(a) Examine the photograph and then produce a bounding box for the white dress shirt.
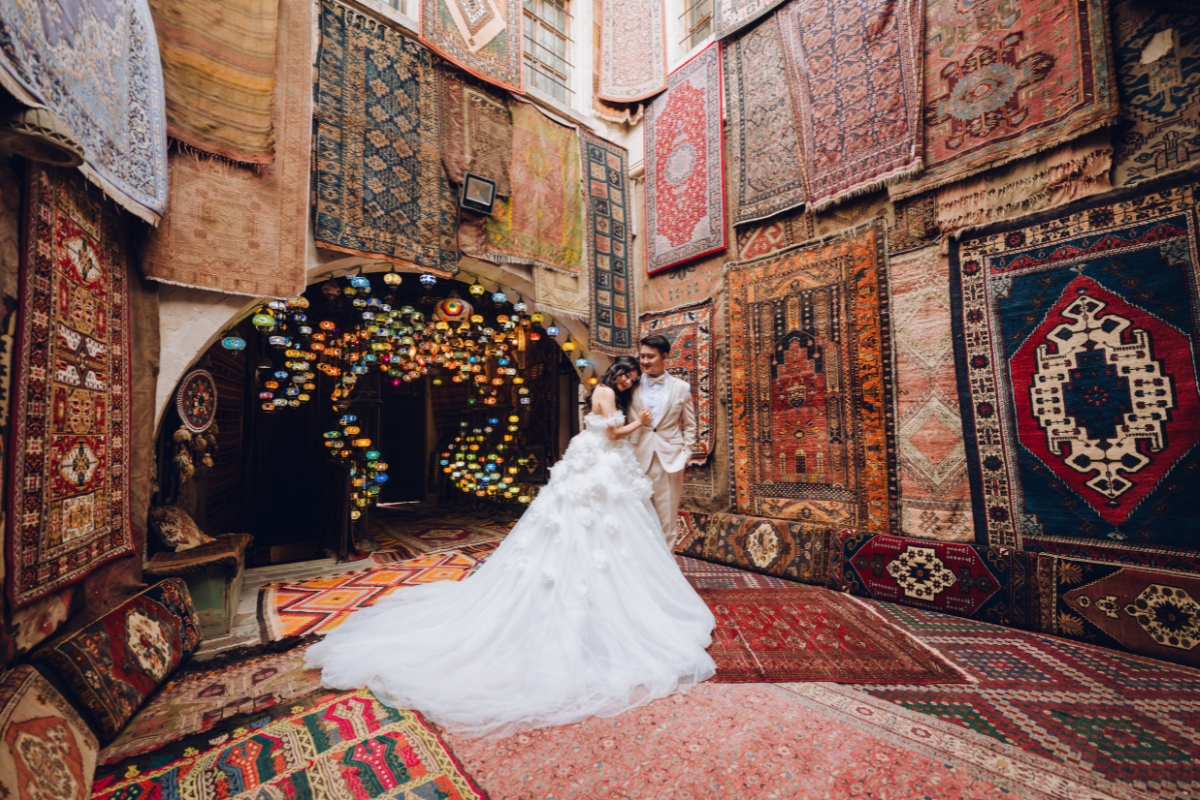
[641,372,669,427]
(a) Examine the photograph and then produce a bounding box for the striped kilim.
[675,555,797,590]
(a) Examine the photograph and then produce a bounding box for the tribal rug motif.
[258,553,479,640]
[368,507,511,560]
[0,0,167,222]
[674,510,710,557]
[147,0,277,164]
[1111,0,1200,187]
[889,193,941,254]
[779,0,923,210]
[372,539,499,565]
[950,176,1200,551]
[727,222,896,529]
[888,245,974,542]
[713,0,790,40]
[438,66,513,195]
[99,641,321,765]
[639,299,716,460]
[444,681,1144,799]
[421,0,522,93]
[863,601,1200,799]
[675,554,796,589]
[704,512,832,586]
[141,0,311,298]
[597,0,666,102]
[460,101,583,275]
[644,43,726,274]
[832,531,1018,627]
[891,0,1118,200]
[91,689,487,800]
[314,0,458,274]
[1034,554,1200,670]
[0,665,98,800]
[723,15,807,226]
[581,130,636,354]
[8,165,135,608]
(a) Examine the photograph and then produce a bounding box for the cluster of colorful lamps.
[440,417,532,503]
[321,414,389,519]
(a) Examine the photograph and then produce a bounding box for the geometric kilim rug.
[675,554,798,589]
[950,175,1200,553]
[727,221,896,529]
[862,601,1200,800]
[258,553,478,641]
[368,506,513,561]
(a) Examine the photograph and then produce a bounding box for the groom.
[630,334,697,545]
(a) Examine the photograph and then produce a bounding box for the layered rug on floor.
[676,554,797,589]
[701,587,968,684]
[258,552,480,641]
[92,688,486,800]
[368,506,515,560]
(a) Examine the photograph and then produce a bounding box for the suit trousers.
[646,453,685,545]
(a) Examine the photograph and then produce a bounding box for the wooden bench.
[144,534,253,638]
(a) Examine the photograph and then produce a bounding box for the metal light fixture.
[460,172,497,214]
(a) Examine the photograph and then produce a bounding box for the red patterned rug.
[701,587,967,684]
[368,506,513,561]
[675,555,796,590]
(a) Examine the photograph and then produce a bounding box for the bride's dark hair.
[585,355,641,414]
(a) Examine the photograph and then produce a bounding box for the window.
[679,0,711,50]
[524,0,573,104]
[384,0,408,15]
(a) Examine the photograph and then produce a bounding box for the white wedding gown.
[304,411,716,738]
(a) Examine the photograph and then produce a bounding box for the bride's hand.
[637,407,653,427]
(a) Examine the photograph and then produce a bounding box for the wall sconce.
[460,172,497,215]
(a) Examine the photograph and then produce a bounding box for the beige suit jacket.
[629,373,697,474]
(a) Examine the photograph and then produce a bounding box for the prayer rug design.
[91,689,487,800]
[889,194,940,254]
[0,0,167,222]
[727,222,896,529]
[1112,0,1200,187]
[421,0,522,94]
[706,587,967,683]
[147,0,277,164]
[258,554,479,640]
[724,15,807,226]
[888,246,974,543]
[779,0,923,210]
[950,177,1200,551]
[0,665,98,800]
[99,642,321,765]
[9,165,135,608]
[597,0,666,102]
[713,0,790,41]
[704,512,832,586]
[832,531,1018,627]
[644,43,726,274]
[864,601,1200,799]
[438,66,513,195]
[892,0,1118,200]
[581,130,636,354]
[31,580,203,743]
[139,0,311,299]
[1035,554,1200,670]
[460,102,583,275]
[446,681,1147,800]
[314,1,458,273]
[638,299,716,461]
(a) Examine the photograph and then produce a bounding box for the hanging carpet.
[421,0,523,94]
[638,299,716,463]
[597,0,666,102]
[581,129,636,354]
[438,65,513,195]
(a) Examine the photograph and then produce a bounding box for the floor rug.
[581,129,636,355]
[950,175,1200,552]
[862,601,1200,800]
[891,0,1118,200]
[372,539,500,566]
[723,14,807,226]
[368,507,513,560]
[421,0,522,94]
[639,299,716,461]
[92,688,486,800]
[700,587,967,684]
[443,681,1144,799]
[314,0,458,274]
[0,0,167,222]
[99,640,322,765]
[675,554,797,589]
[713,0,789,41]
[597,0,666,102]
[437,65,513,195]
[140,0,311,299]
[778,0,923,210]
[258,553,479,641]
[8,165,135,608]
[644,43,726,274]
[727,221,895,529]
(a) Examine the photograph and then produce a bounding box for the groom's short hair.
[640,333,671,356]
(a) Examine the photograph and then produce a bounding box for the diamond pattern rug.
[368,506,513,561]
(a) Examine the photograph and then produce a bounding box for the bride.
[305,355,716,738]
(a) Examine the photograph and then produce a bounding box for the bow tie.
[645,375,667,386]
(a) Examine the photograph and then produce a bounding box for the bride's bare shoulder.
[592,384,615,400]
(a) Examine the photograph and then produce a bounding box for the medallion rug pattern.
[778,0,923,210]
[638,299,716,461]
[950,176,1200,552]
[9,165,134,608]
[437,66,513,195]
[892,0,1117,200]
[421,0,523,93]
[0,665,98,800]
[644,43,726,274]
[727,222,896,530]
[314,0,458,273]
[597,0,666,102]
[703,512,832,586]
[581,130,636,354]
